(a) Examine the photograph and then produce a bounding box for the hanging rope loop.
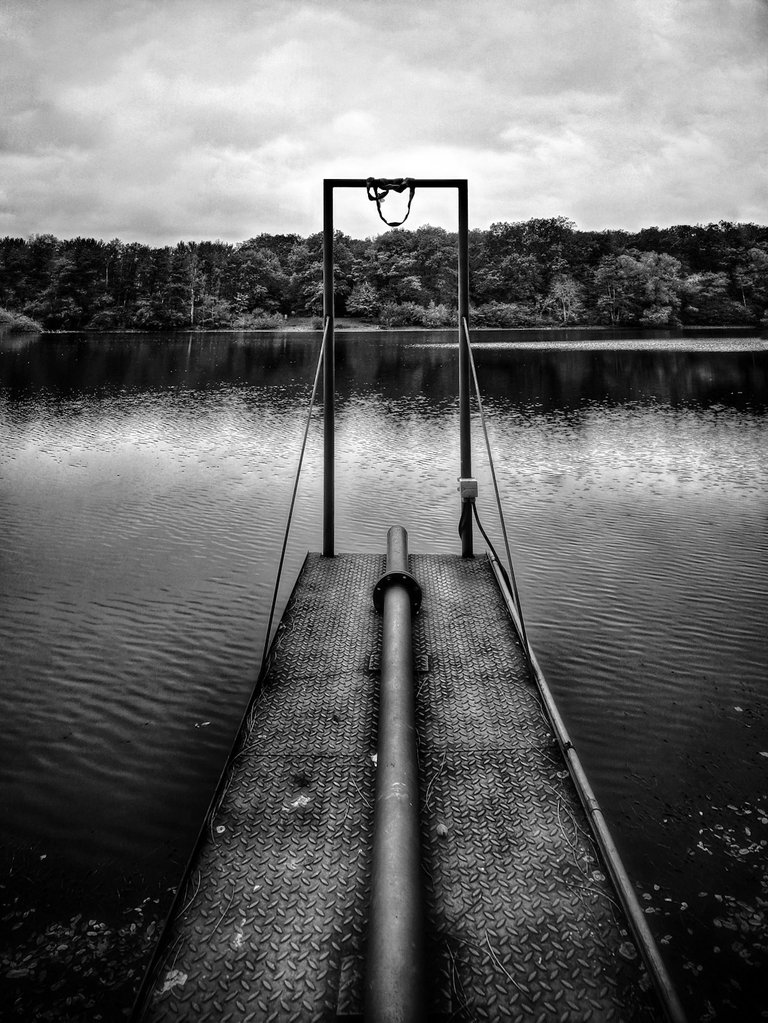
[366,177,416,227]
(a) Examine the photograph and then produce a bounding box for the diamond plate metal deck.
[135,553,662,1022]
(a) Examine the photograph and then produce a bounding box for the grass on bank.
[0,307,43,333]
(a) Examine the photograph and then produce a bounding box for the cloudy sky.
[1,0,766,244]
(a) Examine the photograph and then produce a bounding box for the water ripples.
[1,331,767,1018]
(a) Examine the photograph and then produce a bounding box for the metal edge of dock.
[128,553,315,1022]
[487,551,687,1023]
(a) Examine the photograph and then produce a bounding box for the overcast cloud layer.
[1,0,766,243]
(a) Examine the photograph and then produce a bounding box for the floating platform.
[134,551,676,1021]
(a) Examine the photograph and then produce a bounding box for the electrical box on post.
[458,477,478,501]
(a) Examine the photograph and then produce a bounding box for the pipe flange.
[372,570,422,615]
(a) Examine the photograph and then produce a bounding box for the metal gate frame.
[321,179,472,558]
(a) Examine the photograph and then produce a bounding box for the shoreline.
[12,322,766,337]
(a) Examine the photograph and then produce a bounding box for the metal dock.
[133,179,683,1020]
[133,547,679,1021]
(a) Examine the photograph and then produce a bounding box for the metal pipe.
[322,180,335,557]
[366,526,425,1023]
[458,181,473,557]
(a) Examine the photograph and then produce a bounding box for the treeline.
[1,217,766,332]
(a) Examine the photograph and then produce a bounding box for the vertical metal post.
[458,181,473,557]
[366,526,425,1023]
[322,180,335,557]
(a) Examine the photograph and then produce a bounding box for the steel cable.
[259,317,329,677]
[462,317,532,664]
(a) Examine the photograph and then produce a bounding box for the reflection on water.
[1,329,767,1019]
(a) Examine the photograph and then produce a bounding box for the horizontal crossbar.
[324,178,467,189]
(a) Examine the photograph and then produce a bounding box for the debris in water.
[1,896,169,1020]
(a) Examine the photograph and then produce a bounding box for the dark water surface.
[1,328,767,1020]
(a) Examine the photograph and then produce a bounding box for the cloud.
[0,0,765,243]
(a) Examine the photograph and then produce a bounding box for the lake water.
[1,327,767,1020]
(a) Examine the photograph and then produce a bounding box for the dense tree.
[732,247,768,317]
[593,256,634,325]
[682,272,747,325]
[234,244,288,313]
[1,218,766,331]
[346,281,379,318]
[619,251,686,326]
[548,274,584,324]
[286,240,323,316]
